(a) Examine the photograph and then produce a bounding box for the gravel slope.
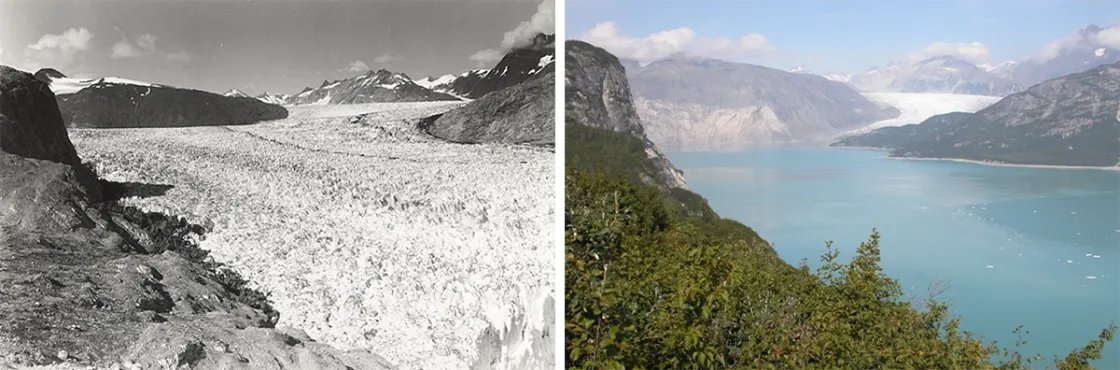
[68,102,554,370]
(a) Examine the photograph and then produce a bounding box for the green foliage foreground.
[564,169,1116,370]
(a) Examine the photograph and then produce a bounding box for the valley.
[70,102,556,370]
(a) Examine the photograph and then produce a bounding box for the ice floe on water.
[986,265,995,269]
[1086,276,1098,280]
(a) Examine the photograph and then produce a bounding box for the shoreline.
[884,155,1120,171]
[824,146,1119,171]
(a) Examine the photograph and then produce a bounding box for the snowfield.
[846,92,1001,134]
[69,102,554,370]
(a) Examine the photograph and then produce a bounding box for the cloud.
[23,28,94,70]
[1094,25,1120,49]
[1032,25,1120,62]
[111,34,158,59]
[906,41,990,64]
[111,39,142,59]
[347,60,369,72]
[468,0,553,66]
[166,51,191,62]
[136,34,158,52]
[110,33,190,63]
[579,22,779,64]
[469,49,503,66]
[372,53,398,65]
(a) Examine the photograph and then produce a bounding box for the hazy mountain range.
[833,25,1118,97]
[620,55,900,151]
[834,61,1120,167]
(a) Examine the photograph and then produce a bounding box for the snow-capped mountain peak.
[788,66,812,74]
[223,88,250,98]
[285,68,459,105]
[50,76,159,95]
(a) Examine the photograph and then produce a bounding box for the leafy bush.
[565,164,1115,369]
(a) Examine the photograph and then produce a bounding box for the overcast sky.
[0,0,552,95]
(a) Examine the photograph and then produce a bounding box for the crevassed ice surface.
[70,102,554,370]
[670,147,1120,369]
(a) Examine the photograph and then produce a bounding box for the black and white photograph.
[0,0,556,369]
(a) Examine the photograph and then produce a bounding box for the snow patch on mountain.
[844,92,1000,134]
[50,76,159,95]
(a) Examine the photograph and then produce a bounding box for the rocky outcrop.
[565,40,689,190]
[0,66,81,166]
[839,62,1120,167]
[287,69,460,105]
[0,64,395,369]
[625,56,900,151]
[423,68,554,145]
[421,33,560,145]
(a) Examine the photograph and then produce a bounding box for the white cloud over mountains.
[23,28,93,71]
[578,22,778,65]
[1096,26,1120,49]
[905,41,991,64]
[347,60,369,72]
[469,0,554,66]
[111,33,190,62]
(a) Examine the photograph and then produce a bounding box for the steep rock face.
[841,62,1120,167]
[849,56,1024,96]
[626,56,900,151]
[56,83,289,128]
[565,40,688,190]
[0,66,81,166]
[287,69,460,105]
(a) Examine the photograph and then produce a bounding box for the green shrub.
[564,167,1115,370]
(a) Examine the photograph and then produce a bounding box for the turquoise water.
[668,147,1120,368]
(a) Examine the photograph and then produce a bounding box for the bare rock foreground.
[69,102,555,369]
[1,66,394,369]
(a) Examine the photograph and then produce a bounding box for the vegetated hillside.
[563,69,1116,370]
[625,55,900,150]
[844,62,1120,167]
[421,31,560,145]
[0,65,393,369]
[286,69,460,105]
[832,112,974,149]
